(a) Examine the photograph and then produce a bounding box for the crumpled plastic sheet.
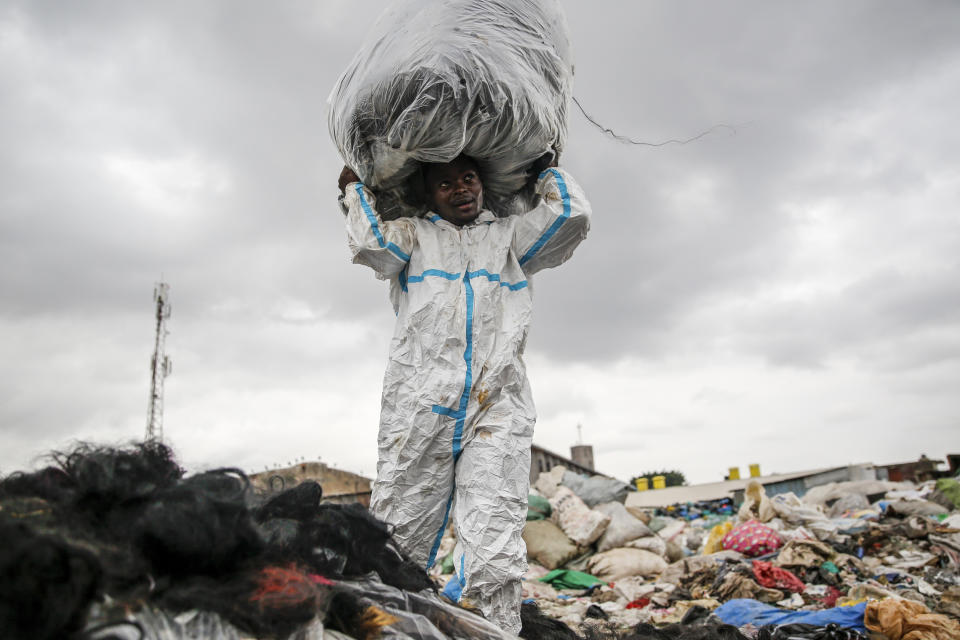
[83,577,514,640]
[334,576,516,640]
[594,501,652,552]
[713,598,868,632]
[83,606,326,640]
[561,471,633,507]
[625,533,668,557]
[549,486,610,546]
[328,0,574,220]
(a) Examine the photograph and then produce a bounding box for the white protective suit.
[342,167,590,633]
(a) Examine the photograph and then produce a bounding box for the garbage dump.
[427,466,960,639]
[0,442,514,640]
[328,0,574,220]
[5,445,959,639]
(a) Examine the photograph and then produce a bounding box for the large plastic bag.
[334,577,517,639]
[533,465,566,499]
[714,599,868,631]
[586,548,668,582]
[81,606,327,640]
[738,480,776,522]
[593,502,652,552]
[702,521,734,554]
[522,520,581,570]
[328,0,574,220]
[826,492,870,518]
[721,520,783,558]
[769,492,841,540]
[527,494,552,521]
[624,534,667,557]
[562,471,633,507]
[548,486,610,546]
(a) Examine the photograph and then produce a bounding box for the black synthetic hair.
[295,502,434,592]
[519,602,579,639]
[153,564,328,639]
[133,468,264,579]
[0,518,103,640]
[0,442,440,638]
[253,480,432,592]
[0,466,74,503]
[255,480,323,522]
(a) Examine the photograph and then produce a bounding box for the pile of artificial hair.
[2,441,801,640]
[0,441,430,639]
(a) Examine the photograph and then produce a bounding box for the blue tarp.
[441,576,462,603]
[713,599,868,631]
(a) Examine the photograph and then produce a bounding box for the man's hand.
[338,166,360,193]
[528,147,560,183]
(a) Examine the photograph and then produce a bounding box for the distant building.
[251,461,372,506]
[625,463,878,509]
[947,454,960,476]
[530,443,601,483]
[570,444,595,471]
[253,440,611,504]
[877,455,945,483]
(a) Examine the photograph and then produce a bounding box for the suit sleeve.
[342,182,416,278]
[511,168,591,276]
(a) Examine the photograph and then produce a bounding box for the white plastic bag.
[587,548,668,582]
[522,519,581,570]
[329,0,574,219]
[594,502,652,552]
[562,471,633,507]
[548,486,610,546]
[625,534,668,557]
[534,465,567,499]
[738,480,776,522]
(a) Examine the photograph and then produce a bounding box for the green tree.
[630,469,687,488]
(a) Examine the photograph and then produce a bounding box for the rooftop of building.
[624,465,849,509]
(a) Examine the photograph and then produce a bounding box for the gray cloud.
[1,0,958,480]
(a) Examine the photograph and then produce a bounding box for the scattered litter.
[6,442,958,638]
[513,465,960,638]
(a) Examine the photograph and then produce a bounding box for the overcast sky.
[1,1,958,486]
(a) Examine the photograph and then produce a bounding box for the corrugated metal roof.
[624,466,846,508]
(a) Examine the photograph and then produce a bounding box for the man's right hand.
[338,166,360,193]
[528,148,560,184]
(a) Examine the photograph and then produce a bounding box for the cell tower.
[146,282,172,442]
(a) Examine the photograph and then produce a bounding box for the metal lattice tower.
[146,282,172,443]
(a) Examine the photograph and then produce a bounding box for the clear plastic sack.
[83,606,326,640]
[333,576,517,640]
[328,0,574,219]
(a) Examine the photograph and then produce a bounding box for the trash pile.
[428,466,960,639]
[0,442,515,640]
[6,444,958,639]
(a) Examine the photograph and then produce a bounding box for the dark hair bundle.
[0,442,431,639]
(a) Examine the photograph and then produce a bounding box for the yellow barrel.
[652,475,666,490]
[635,477,649,491]
[749,463,761,478]
[728,467,741,480]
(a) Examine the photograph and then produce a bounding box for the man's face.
[424,157,484,226]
